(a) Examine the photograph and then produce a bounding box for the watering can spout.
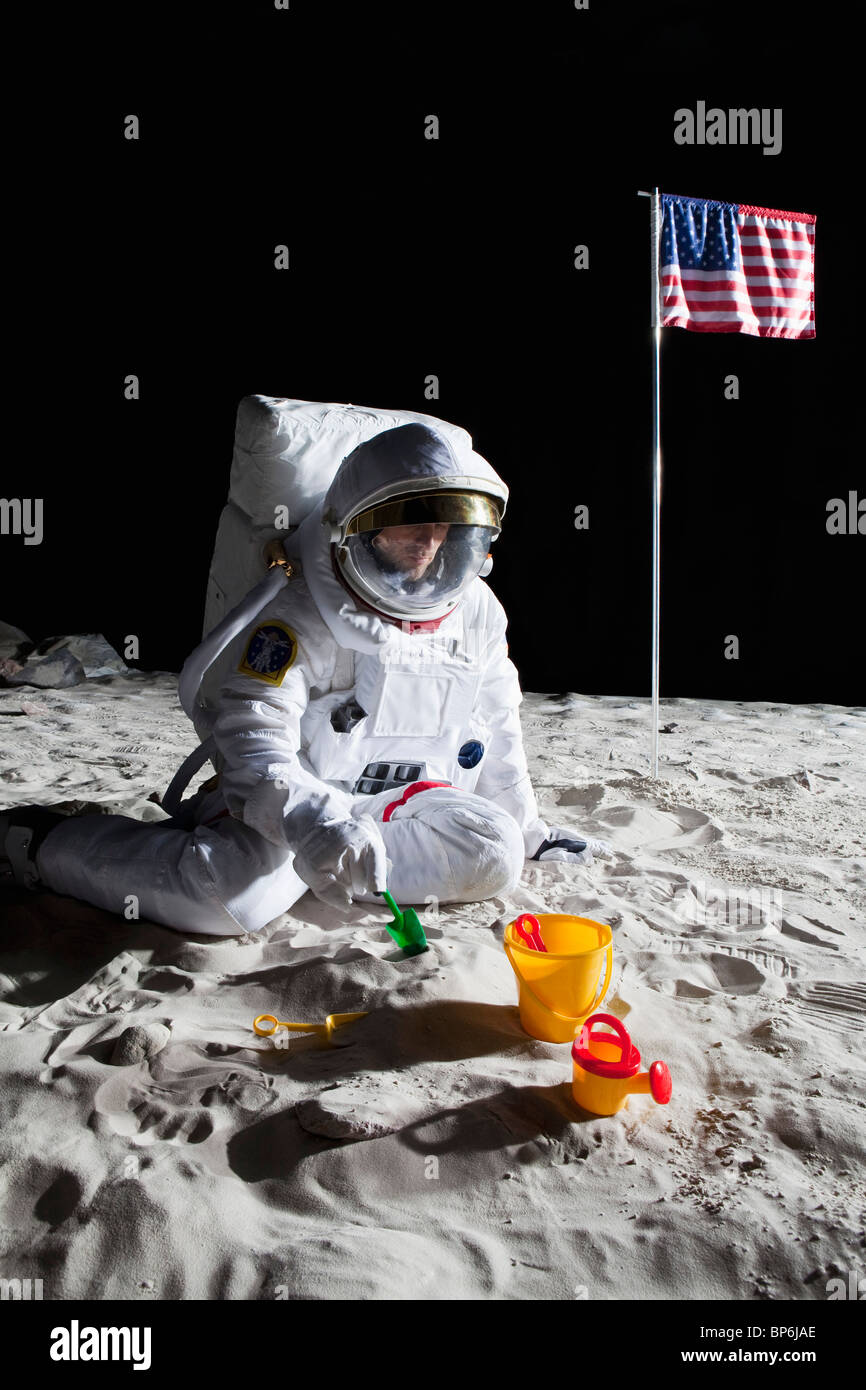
[626,1061,673,1104]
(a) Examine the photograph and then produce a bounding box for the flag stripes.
[660,194,816,339]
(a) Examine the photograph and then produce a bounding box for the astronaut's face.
[371,522,450,580]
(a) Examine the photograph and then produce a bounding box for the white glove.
[530,824,613,865]
[292,815,389,910]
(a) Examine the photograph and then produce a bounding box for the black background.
[4,2,860,703]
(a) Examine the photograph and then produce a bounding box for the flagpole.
[638,187,663,779]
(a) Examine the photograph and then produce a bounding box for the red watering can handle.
[578,1012,632,1061]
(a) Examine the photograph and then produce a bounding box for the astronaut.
[1,424,606,935]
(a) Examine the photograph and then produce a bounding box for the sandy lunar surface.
[1,674,864,1300]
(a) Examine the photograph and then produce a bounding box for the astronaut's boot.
[0,806,69,889]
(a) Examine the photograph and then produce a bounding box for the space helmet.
[324,424,507,623]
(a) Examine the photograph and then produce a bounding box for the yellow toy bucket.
[504,913,613,1043]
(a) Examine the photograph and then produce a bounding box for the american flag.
[660,193,816,339]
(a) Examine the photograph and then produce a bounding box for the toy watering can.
[504,913,613,1043]
[571,1013,672,1116]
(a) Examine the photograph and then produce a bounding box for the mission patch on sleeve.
[237,621,298,685]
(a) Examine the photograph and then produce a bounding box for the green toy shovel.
[377,890,429,956]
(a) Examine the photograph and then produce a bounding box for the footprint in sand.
[92,1059,274,1146]
[19,952,154,1032]
[127,1100,215,1144]
[784,980,866,1036]
[268,1225,491,1301]
[635,941,782,998]
[592,804,724,853]
[295,1079,430,1140]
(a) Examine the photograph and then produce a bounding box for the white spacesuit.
[4,422,602,935]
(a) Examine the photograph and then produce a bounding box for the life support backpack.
[163,395,482,814]
[203,396,479,637]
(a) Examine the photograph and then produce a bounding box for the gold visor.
[345,490,502,536]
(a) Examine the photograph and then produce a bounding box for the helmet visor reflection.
[338,523,497,615]
[345,490,501,536]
